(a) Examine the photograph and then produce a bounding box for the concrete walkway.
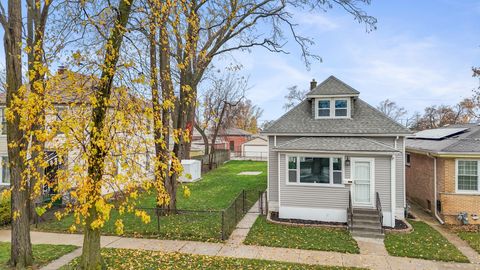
[410,204,480,265]
[1,229,479,270]
[226,201,259,245]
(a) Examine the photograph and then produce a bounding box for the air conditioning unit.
[179,159,202,182]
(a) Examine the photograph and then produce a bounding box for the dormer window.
[315,98,351,119]
[318,100,330,117]
[335,100,348,117]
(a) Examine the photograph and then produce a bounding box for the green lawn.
[458,231,480,254]
[244,216,359,254]
[384,220,469,262]
[0,242,77,269]
[60,248,365,270]
[35,161,267,242]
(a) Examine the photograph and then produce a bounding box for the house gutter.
[427,153,445,225]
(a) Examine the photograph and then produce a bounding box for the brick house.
[406,124,480,225]
[218,128,252,153]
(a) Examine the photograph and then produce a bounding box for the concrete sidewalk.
[1,230,478,270]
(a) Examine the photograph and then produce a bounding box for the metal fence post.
[258,191,262,214]
[234,197,237,222]
[156,208,160,234]
[221,210,225,241]
[242,190,246,213]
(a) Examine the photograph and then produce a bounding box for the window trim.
[455,159,480,194]
[405,153,411,166]
[0,155,9,185]
[285,154,345,187]
[0,107,6,136]
[315,98,351,119]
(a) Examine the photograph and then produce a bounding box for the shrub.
[0,192,11,225]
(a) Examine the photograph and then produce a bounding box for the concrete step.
[352,231,384,239]
[353,213,380,220]
[352,208,378,215]
[353,220,382,227]
[353,226,383,234]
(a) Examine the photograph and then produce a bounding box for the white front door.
[352,158,375,207]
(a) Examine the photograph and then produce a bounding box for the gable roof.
[219,128,252,136]
[262,98,411,135]
[406,124,480,154]
[274,137,398,153]
[243,137,267,146]
[306,76,360,97]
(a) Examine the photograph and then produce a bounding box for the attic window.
[335,100,348,117]
[318,100,330,117]
[316,98,350,119]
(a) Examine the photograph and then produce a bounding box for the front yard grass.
[35,160,267,242]
[243,216,359,254]
[60,248,365,270]
[458,231,480,254]
[0,242,77,269]
[384,220,469,263]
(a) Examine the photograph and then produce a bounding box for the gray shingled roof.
[262,98,411,135]
[262,76,410,135]
[407,124,480,154]
[307,76,360,96]
[274,137,398,152]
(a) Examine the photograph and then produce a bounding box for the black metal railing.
[376,192,384,233]
[258,191,268,216]
[347,190,353,231]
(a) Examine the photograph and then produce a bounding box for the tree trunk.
[80,1,133,268]
[157,4,176,211]
[3,0,34,267]
[194,122,209,156]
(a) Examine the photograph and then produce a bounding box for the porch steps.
[351,208,384,239]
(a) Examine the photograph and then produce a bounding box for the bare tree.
[377,99,407,123]
[196,72,247,169]
[283,85,308,111]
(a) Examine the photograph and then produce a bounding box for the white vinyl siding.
[456,160,479,193]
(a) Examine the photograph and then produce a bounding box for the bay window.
[457,160,479,192]
[287,155,343,185]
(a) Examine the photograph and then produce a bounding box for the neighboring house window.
[318,100,330,117]
[1,156,9,184]
[335,100,348,117]
[316,98,350,118]
[0,108,6,135]
[406,153,411,166]
[457,160,479,192]
[287,155,343,185]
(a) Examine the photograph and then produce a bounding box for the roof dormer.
[307,76,359,119]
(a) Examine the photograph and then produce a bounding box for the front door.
[352,158,375,208]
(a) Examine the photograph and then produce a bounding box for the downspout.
[391,154,396,227]
[430,154,445,224]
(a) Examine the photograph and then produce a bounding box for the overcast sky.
[222,0,480,124]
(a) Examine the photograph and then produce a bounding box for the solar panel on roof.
[414,128,468,140]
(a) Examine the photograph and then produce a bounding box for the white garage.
[241,137,268,160]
